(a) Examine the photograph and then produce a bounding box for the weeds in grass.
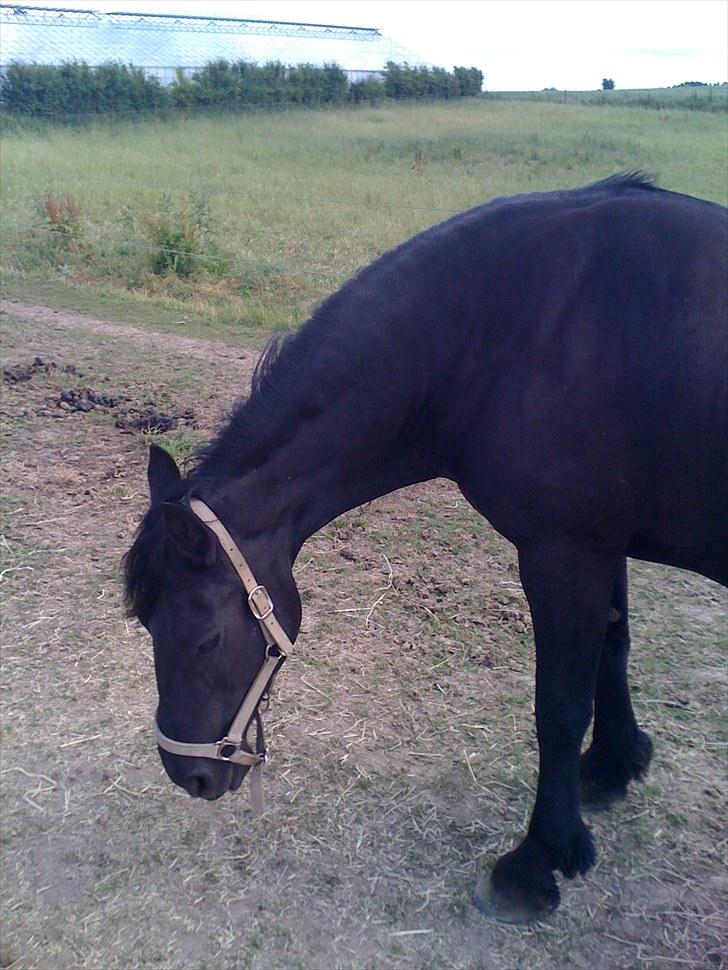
[138,193,223,277]
[29,191,88,268]
[412,146,426,175]
[44,192,83,243]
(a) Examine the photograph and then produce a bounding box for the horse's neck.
[201,317,445,558]
[288,429,438,549]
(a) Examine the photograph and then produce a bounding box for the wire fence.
[0,171,468,263]
[1,84,725,126]
[0,162,488,194]
[0,99,371,123]
[0,170,468,211]
[0,91,485,125]
[0,136,472,286]
[0,182,468,285]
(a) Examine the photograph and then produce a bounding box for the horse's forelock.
[123,510,164,624]
[123,474,188,623]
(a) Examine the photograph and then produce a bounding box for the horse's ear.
[148,444,181,505]
[160,502,217,567]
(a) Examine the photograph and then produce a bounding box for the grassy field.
[1,99,727,969]
[1,98,727,338]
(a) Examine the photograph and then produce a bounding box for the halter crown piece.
[153,497,296,815]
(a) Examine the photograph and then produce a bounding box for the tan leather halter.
[153,497,295,815]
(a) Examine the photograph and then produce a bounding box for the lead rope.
[249,710,266,816]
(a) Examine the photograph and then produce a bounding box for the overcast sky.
[12,0,728,90]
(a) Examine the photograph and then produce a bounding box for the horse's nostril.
[186,768,214,799]
[186,773,202,797]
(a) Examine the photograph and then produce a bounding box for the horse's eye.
[196,633,220,655]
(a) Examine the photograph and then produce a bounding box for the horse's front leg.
[474,542,620,922]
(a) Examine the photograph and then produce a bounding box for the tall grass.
[1,98,726,335]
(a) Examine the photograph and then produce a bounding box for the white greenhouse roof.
[0,5,428,81]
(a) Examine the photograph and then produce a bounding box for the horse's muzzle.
[158,747,246,800]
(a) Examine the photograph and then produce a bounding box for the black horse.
[125,174,727,921]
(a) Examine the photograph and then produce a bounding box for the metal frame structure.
[0,5,381,42]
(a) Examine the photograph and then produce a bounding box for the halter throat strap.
[153,497,296,815]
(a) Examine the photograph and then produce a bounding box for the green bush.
[180,59,352,107]
[454,67,485,97]
[350,77,386,105]
[185,59,238,108]
[1,63,69,116]
[237,61,288,105]
[92,62,167,113]
[382,62,483,101]
[287,63,348,104]
[0,59,483,119]
[1,61,168,118]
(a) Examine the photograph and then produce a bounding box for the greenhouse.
[0,4,427,83]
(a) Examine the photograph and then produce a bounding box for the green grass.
[489,85,728,112]
[1,98,726,338]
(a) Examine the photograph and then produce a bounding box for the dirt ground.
[1,299,726,970]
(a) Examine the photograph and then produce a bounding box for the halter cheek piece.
[153,497,296,816]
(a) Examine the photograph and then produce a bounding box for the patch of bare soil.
[0,299,251,365]
[1,301,726,970]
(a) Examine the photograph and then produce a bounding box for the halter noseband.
[153,497,295,815]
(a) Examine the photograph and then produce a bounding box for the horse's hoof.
[580,776,628,810]
[580,730,653,810]
[472,871,559,923]
[473,840,560,923]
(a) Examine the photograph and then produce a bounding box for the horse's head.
[124,445,301,801]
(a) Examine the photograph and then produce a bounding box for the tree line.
[0,60,484,117]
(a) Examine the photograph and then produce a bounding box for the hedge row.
[0,62,166,116]
[0,60,484,117]
[384,64,483,100]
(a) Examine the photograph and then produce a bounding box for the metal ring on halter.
[216,738,241,761]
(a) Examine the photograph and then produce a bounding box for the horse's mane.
[588,170,657,193]
[190,317,329,483]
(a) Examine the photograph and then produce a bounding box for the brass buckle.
[248,585,274,621]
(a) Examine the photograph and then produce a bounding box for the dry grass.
[1,303,726,970]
